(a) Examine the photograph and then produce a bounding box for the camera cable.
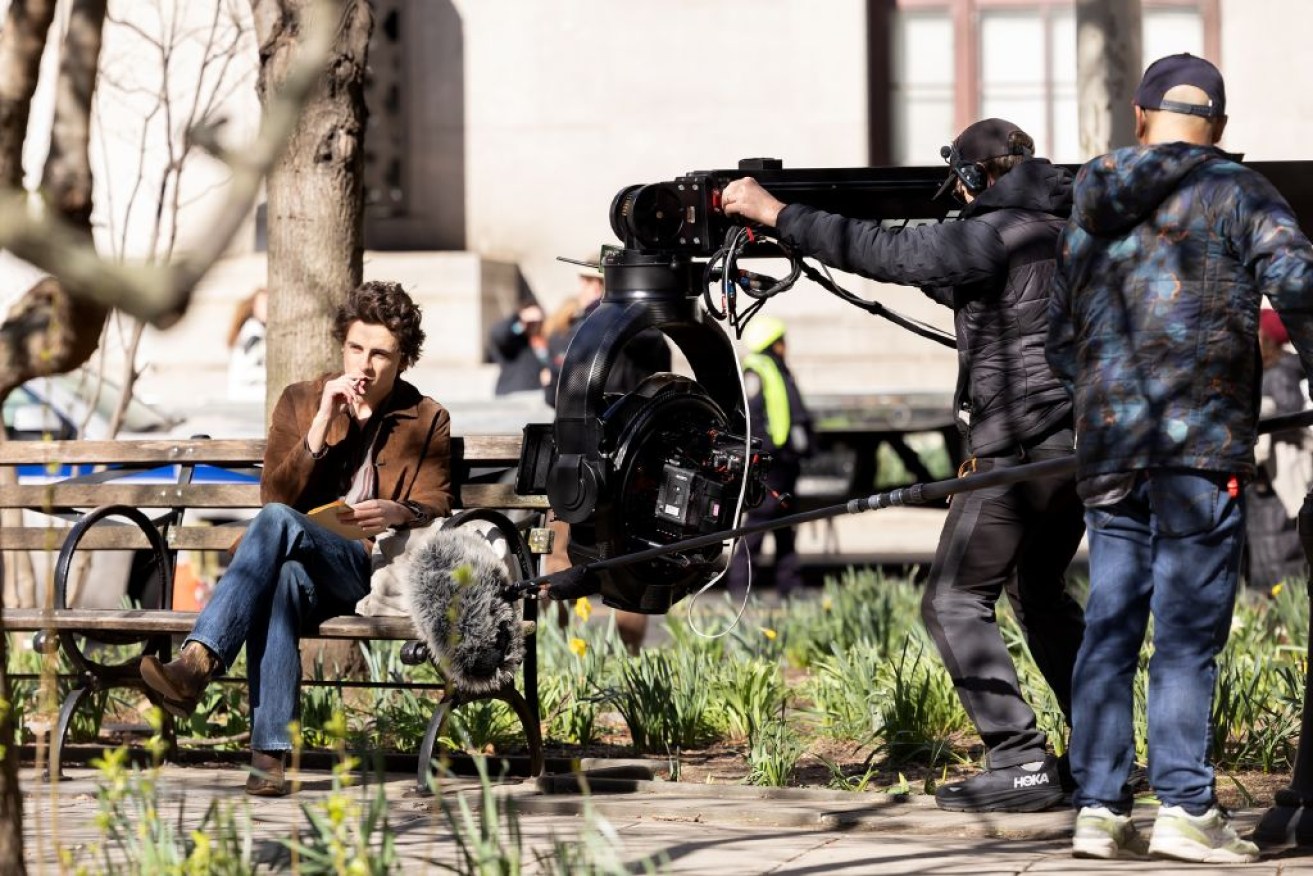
[680,320,757,641]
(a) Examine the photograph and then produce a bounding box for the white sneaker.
[1072,805,1149,859]
[1148,805,1260,864]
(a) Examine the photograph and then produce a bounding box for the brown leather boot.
[245,749,289,797]
[140,642,220,718]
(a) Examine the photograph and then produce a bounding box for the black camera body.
[654,431,765,537]
[546,249,768,614]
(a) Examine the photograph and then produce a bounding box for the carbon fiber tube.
[518,408,1313,598]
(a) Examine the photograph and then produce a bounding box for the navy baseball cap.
[1134,53,1226,118]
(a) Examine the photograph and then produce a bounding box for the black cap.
[1134,53,1226,118]
[934,118,1033,200]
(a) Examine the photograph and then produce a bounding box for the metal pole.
[513,455,1075,600]
[523,409,1313,600]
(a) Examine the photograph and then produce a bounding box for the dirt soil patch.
[541,734,1294,811]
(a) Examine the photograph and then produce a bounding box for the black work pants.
[921,444,1086,769]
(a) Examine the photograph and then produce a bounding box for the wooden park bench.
[0,434,551,790]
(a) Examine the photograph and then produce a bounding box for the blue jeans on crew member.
[1070,469,1244,814]
[185,503,372,752]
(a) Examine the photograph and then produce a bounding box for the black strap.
[1157,98,1218,118]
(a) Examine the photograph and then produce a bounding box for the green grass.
[9,567,1308,792]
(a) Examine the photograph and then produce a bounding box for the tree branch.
[0,0,340,327]
[43,0,108,230]
[0,0,59,188]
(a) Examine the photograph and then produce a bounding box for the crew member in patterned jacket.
[723,119,1084,813]
[1048,54,1313,864]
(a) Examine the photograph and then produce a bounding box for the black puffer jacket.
[776,158,1074,456]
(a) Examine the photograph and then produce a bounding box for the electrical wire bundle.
[701,223,956,349]
[701,225,799,340]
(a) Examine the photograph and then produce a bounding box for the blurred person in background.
[727,316,813,599]
[227,287,268,402]
[487,302,551,396]
[542,259,671,408]
[1244,307,1311,589]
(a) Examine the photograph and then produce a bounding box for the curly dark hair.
[331,281,425,369]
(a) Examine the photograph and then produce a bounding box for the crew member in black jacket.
[723,119,1084,813]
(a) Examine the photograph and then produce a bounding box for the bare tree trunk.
[1076,0,1143,159]
[0,2,106,870]
[253,0,372,420]
[0,3,58,870]
[42,0,106,227]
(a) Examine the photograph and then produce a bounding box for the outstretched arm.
[1237,173,1313,395]
[721,177,1008,290]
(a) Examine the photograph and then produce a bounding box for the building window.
[885,0,1219,164]
[363,1,407,217]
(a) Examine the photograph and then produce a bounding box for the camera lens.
[609,183,685,250]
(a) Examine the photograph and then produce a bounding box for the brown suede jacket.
[260,373,453,527]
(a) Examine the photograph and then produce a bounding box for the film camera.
[609,159,783,258]
[536,159,961,614]
[536,248,769,614]
[609,159,960,257]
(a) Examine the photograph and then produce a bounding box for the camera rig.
[537,157,1313,615]
[609,158,964,257]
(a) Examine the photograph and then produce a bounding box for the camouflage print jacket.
[1046,142,1313,480]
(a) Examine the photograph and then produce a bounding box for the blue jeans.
[186,503,371,751]
[1070,470,1244,813]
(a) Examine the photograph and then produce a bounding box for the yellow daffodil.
[1272,582,1284,598]
[761,627,777,640]
[569,637,588,657]
[574,597,593,622]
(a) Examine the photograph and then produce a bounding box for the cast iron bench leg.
[46,684,90,781]
[413,684,546,795]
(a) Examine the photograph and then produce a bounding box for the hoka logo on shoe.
[1014,773,1051,789]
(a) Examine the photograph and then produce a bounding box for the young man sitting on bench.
[141,280,453,796]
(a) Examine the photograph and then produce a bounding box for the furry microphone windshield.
[405,526,524,695]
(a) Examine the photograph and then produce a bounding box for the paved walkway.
[19,763,1313,873]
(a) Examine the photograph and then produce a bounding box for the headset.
[939,132,1034,199]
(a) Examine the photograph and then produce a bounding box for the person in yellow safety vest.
[729,316,814,598]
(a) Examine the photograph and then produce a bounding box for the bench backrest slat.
[0,609,420,640]
[0,435,545,552]
[0,484,261,508]
[0,436,525,466]
[0,482,545,511]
